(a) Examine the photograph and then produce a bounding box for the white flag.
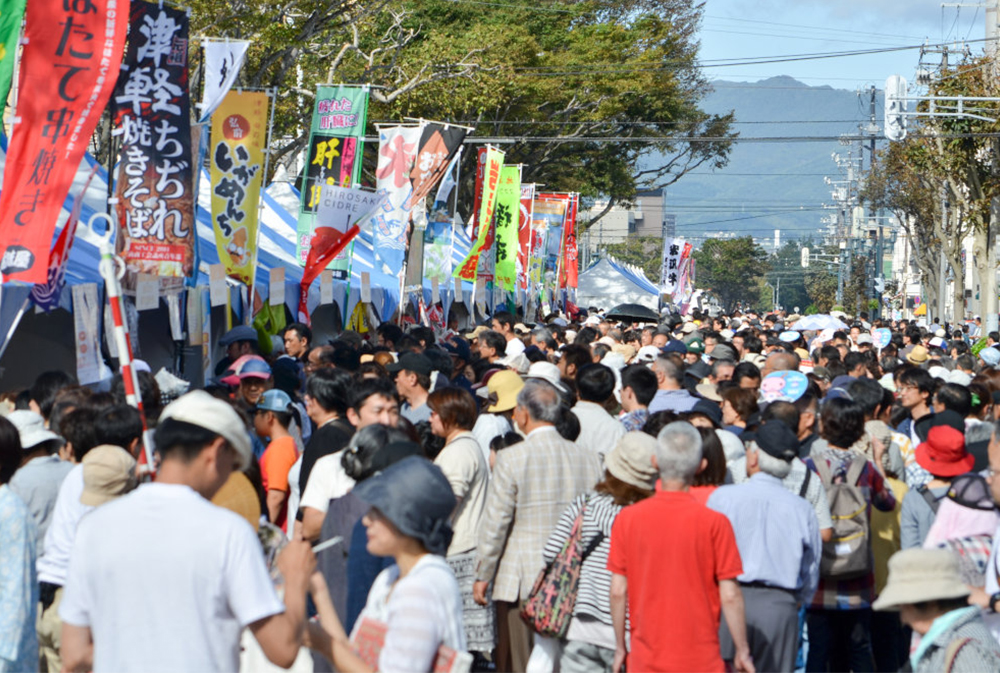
[199,39,250,122]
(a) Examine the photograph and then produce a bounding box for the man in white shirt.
[492,311,525,357]
[60,391,315,673]
[571,363,626,461]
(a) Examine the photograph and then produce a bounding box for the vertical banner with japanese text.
[517,183,534,290]
[454,146,504,281]
[493,166,521,292]
[296,85,369,279]
[409,123,467,207]
[0,0,127,283]
[562,194,579,289]
[209,90,268,286]
[113,1,195,279]
[371,124,421,276]
[660,237,686,296]
[0,0,26,107]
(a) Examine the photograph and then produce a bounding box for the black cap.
[754,420,799,462]
[915,409,965,443]
[386,352,434,376]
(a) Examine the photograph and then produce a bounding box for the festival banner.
[0,0,127,283]
[370,124,421,276]
[533,198,567,276]
[517,184,535,290]
[423,220,454,286]
[454,146,505,281]
[433,148,463,209]
[113,1,195,279]
[409,123,466,207]
[537,192,578,289]
[73,283,107,385]
[209,90,269,286]
[660,237,687,296]
[528,200,560,294]
[32,165,101,311]
[494,166,521,292]
[198,39,250,121]
[296,85,369,279]
[0,0,26,107]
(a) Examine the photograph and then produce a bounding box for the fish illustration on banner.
[371,125,421,276]
[517,184,535,290]
[493,166,521,292]
[409,123,467,207]
[112,1,196,280]
[0,0,127,283]
[198,39,250,121]
[454,146,505,281]
[209,90,269,286]
[295,85,370,279]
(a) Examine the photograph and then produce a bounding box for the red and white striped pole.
[91,213,155,475]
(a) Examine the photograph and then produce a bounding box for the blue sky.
[699,0,987,89]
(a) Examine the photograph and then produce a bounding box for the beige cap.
[907,345,929,365]
[604,432,659,490]
[80,445,138,507]
[160,390,252,470]
[873,548,970,611]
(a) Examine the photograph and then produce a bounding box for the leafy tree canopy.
[692,236,769,312]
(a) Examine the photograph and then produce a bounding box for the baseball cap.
[219,355,272,386]
[160,390,253,470]
[856,333,873,345]
[386,352,434,376]
[752,421,799,462]
[7,410,59,450]
[661,339,687,355]
[255,389,293,413]
[709,344,737,362]
[441,338,472,362]
[980,347,1000,367]
[485,370,525,413]
[219,324,258,347]
[635,345,661,363]
[686,339,705,355]
[80,445,138,507]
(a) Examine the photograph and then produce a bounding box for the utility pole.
[987,0,1000,334]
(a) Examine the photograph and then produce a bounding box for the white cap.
[160,391,252,470]
[720,329,735,340]
[635,345,661,363]
[525,361,567,393]
[7,410,59,450]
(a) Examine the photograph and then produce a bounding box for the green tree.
[692,236,770,312]
[804,270,838,313]
[602,236,663,283]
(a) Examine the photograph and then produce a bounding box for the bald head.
[762,350,799,378]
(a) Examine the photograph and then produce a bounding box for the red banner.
[0,0,128,283]
[517,184,534,290]
[538,192,579,289]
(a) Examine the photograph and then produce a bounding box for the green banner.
[0,0,25,108]
[296,85,369,280]
[493,165,520,291]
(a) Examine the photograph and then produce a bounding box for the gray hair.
[749,442,793,479]
[516,378,562,424]
[532,327,557,350]
[655,421,703,485]
[652,356,684,384]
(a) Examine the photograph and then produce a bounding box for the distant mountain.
[643,75,872,248]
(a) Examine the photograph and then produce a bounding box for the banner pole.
[248,87,277,322]
[0,297,30,365]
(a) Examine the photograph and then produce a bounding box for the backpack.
[916,484,942,514]
[814,454,872,579]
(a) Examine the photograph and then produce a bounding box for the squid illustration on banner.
[210,90,269,286]
[370,125,421,276]
[0,0,128,283]
[112,1,196,280]
[454,146,505,281]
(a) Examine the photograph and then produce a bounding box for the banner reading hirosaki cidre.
[0,0,127,283]
[454,146,504,281]
[295,85,369,280]
[113,1,195,279]
[210,90,269,286]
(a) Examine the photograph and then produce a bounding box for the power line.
[701,15,927,41]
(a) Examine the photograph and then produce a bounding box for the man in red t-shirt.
[608,421,754,673]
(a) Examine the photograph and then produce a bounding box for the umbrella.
[790,314,849,331]
[605,303,660,323]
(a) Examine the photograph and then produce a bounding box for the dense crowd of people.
[4,306,1000,672]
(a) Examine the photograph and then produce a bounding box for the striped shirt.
[542,491,625,627]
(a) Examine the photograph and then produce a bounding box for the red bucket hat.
[915,425,975,478]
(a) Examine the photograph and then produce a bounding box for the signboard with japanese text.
[295,85,369,279]
[493,166,521,292]
[209,90,268,286]
[112,1,196,279]
[0,0,128,283]
[454,146,504,281]
[660,237,689,296]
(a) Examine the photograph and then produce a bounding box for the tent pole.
[0,297,30,366]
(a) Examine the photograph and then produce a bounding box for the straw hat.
[873,548,970,610]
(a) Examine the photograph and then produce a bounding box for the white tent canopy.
[576,256,660,310]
